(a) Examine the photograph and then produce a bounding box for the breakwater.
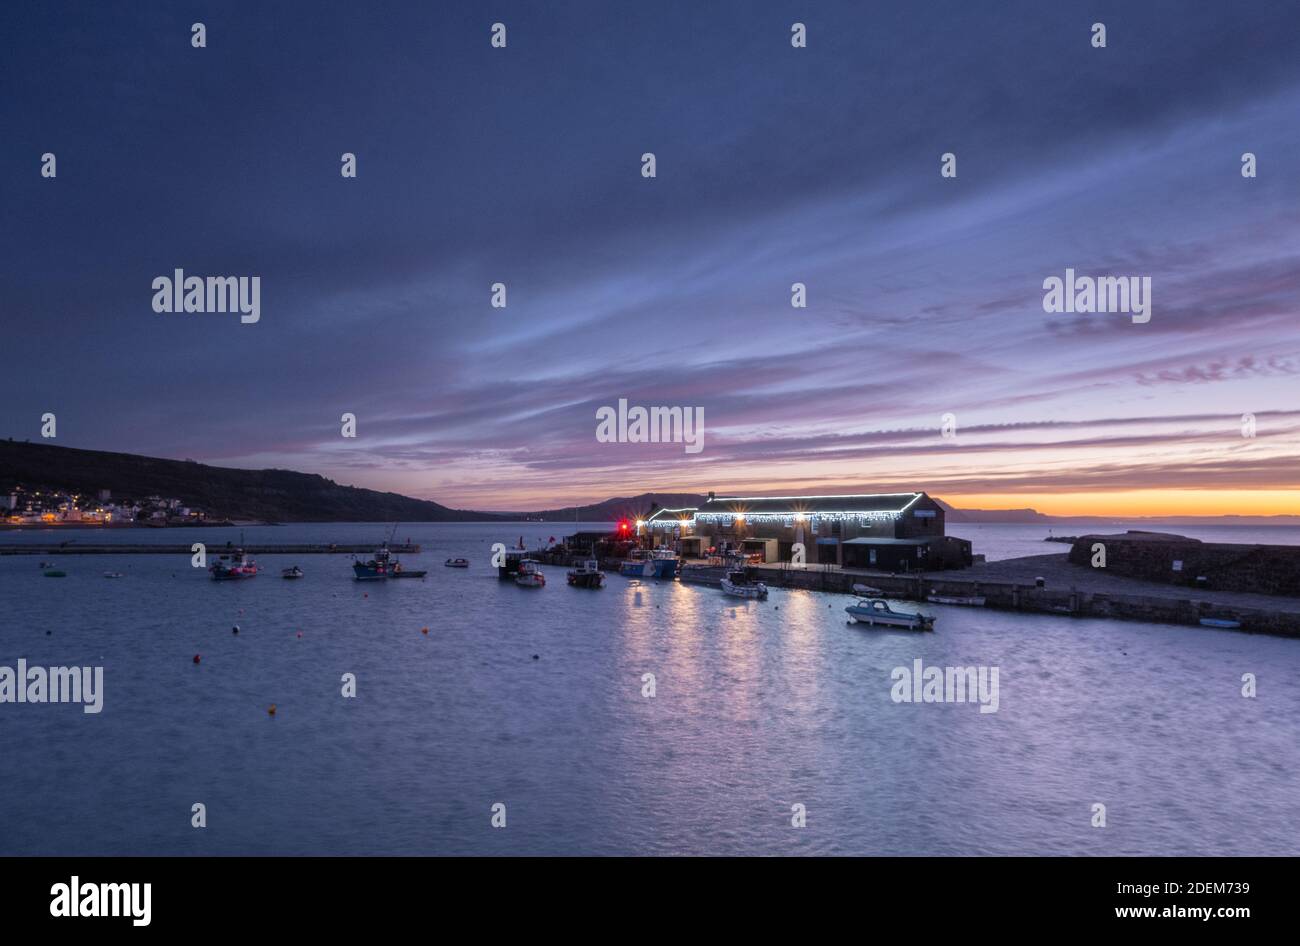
[0,543,421,556]
[751,564,1300,638]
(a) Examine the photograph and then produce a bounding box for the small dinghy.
[281,566,304,579]
[391,562,427,578]
[103,571,125,579]
[567,559,605,588]
[927,593,985,606]
[514,560,546,588]
[1199,617,1241,629]
[852,584,885,597]
[846,598,934,631]
[444,558,470,568]
[43,569,67,578]
[720,569,768,599]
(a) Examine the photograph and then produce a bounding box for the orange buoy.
[193,654,201,664]
[268,704,277,716]
[421,627,429,635]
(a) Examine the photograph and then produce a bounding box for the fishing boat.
[210,550,258,581]
[391,562,427,579]
[720,569,768,599]
[567,559,605,588]
[649,548,679,579]
[852,584,886,597]
[281,566,304,579]
[444,558,470,568]
[927,592,985,606]
[514,560,546,588]
[352,546,393,581]
[619,549,656,578]
[845,598,934,631]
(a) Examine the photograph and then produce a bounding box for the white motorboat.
[845,598,934,630]
[281,565,305,579]
[566,559,605,588]
[514,560,546,588]
[720,569,768,599]
[444,558,470,568]
[852,583,885,597]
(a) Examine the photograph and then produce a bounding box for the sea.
[1,521,1297,855]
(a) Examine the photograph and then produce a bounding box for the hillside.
[0,440,501,523]
[517,493,707,522]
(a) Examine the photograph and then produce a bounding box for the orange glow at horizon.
[944,490,1300,518]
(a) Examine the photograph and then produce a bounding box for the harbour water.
[2,522,1298,855]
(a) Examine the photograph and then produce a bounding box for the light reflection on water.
[1,522,1297,855]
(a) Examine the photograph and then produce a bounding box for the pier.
[0,542,421,556]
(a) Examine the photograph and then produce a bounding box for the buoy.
[46,630,52,636]
[268,704,277,716]
[193,654,201,664]
[296,631,302,638]
[232,625,240,634]
[532,654,539,660]
[364,593,368,598]
[421,627,429,635]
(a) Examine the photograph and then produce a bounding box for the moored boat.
[567,559,605,588]
[444,558,470,568]
[352,546,393,581]
[515,559,546,588]
[720,569,768,599]
[43,569,67,578]
[926,593,984,606]
[391,562,427,578]
[281,565,304,579]
[619,550,656,578]
[103,571,125,579]
[845,598,934,630]
[210,550,258,581]
[852,584,885,597]
[650,548,679,579]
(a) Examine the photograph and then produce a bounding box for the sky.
[2,0,1299,515]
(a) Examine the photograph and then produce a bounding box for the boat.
[927,593,985,606]
[391,562,427,579]
[210,550,258,581]
[720,569,768,599]
[649,548,679,579]
[845,598,934,630]
[103,571,125,579]
[619,550,656,578]
[514,560,546,588]
[281,566,304,579]
[43,569,67,578]
[852,584,886,597]
[352,546,393,581]
[567,559,605,588]
[444,558,470,568]
[1199,617,1242,629]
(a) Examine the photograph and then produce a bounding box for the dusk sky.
[3,1,1299,514]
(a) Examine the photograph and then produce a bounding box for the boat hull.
[845,603,934,631]
[619,561,655,577]
[720,578,767,599]
[567,571,604,588]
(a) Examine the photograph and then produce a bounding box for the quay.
[529,545,1300,638]
[0,542,421,556]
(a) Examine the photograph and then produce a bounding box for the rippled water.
[2,522,1297,855]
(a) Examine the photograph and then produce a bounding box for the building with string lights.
[642,491,972,570]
